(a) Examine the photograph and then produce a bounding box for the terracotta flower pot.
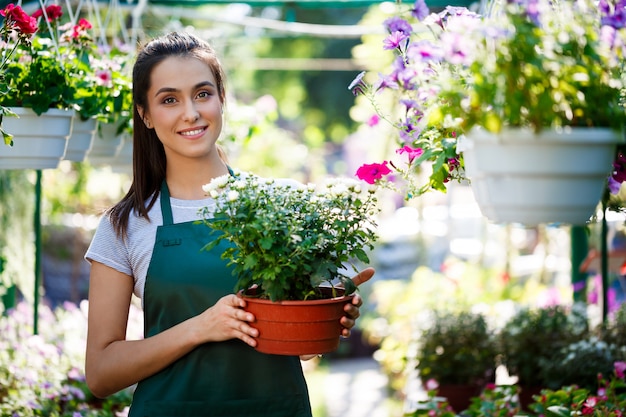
[436,384,482,413]
[239,287,353,356]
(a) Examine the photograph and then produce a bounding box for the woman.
[84,31,374,416]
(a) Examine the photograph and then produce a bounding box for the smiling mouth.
[179,127,206,136]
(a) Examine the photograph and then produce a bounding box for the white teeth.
[181,128,203,136]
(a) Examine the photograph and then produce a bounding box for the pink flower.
[396,145,423,163]
[424,378,439,390]
[32,4,63,22]
[356,161,392,184]
[366,114,380,127]
[614,361,626,379]
[1,4,37,35]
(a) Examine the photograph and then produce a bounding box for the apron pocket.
[143,395,309,417]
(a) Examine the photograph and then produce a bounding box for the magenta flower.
[356,161,392,184]
[614,361,626,378]
[396,145,423,163]
[366,114,380,127]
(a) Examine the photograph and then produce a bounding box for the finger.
[343,303,360,320]
[351,267,375,287]
[350,293,363,308]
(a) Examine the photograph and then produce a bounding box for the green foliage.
[465,384,522,417]
[2,36,78,115]
[498,304,590,388]
[528,368,626,416]
[200,172,380,301]
[415,310,498,386]
[540,336,617,391]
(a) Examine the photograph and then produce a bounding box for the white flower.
[227,190,239,202]
[214,174,231,188]
[232,180,246,190]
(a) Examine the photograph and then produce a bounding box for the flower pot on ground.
[460,127,622,225]
[200,172,380,354]
[0,107,73,170]
[413,310,498,413]
[499,305,589,396]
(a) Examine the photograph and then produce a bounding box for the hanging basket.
[239,287,353,356]
[64,117,97,162]
[461,127,622,226]
[0,107,74,170]
[109,134,133,175]
[87,122,125,166]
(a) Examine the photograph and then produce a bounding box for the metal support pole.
[33,169,42,335]
[601,201,609,324]
[570,225,588,303]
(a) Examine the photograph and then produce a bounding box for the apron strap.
[159,166,235,226]
[160,181,174,226]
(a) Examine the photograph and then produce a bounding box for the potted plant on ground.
[200,172,380,355]
[411,309,498,413]
[498,304,589,409]
[351,0,626,225]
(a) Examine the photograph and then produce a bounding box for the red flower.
[356,161,392,184]
[32,4,63,22]
[1,4,37,35]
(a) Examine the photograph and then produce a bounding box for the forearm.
[86,315,201,398]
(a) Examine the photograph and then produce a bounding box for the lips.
[179,127,207,136]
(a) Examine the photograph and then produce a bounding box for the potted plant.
[0,3,133,168]
[0,3,77,169]
[350,0,626,225]
[498,304,589,409]
[411,309,498,413]
[200,172,380,355]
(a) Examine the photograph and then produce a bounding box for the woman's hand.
[197,294,258,347]
[340,267,375,338]
[300,268,375,361]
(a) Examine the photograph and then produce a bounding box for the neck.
[165,153,230,200]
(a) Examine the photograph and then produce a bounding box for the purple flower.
[348,71,366,96]
[406,39,444,63]
[383,16,413,36]
[411,0,430,21]
[374,73,398,92]
[383,31,409,51]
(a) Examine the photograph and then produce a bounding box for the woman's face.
[141,55,223,163]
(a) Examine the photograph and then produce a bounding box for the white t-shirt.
[85,194,217,303]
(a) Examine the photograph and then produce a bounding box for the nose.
[183,101,199,123]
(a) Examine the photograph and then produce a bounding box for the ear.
[138,106,152,129]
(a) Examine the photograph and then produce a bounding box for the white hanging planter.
[64,117,97,162]
[87,122,124,166]
[0,107,74,170]
[460,127,622,226]
[109,134,133,175]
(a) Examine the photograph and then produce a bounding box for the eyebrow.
[154,81,216,97]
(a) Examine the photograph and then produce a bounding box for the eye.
[196,90,212,99]
[162,96,177,104]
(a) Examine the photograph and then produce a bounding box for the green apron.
[128,180,313,417]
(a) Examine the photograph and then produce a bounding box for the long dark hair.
[108,32,227,238]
